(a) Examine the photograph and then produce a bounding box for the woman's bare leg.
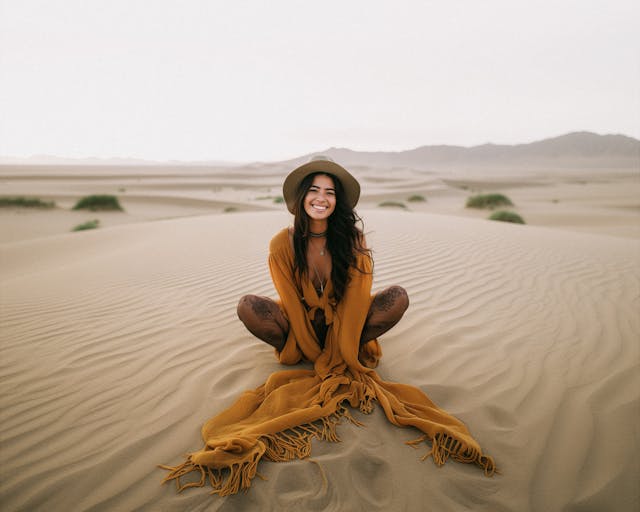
[238,287,408,350]
[237,295,289,351]
[360,285,409,345]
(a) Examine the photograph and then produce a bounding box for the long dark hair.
[292,172,372,302]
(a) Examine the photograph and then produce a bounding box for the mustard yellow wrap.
[161,228,495,496]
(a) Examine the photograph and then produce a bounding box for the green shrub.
[466,193,514,209]
[488,210,525,224]
[407,194,426,202]
[73,195,123,211]
[378,201,407,209]
[0,196,55,208]
[273,196,285,204]
[72,219,100,231]
[223,206,237,213]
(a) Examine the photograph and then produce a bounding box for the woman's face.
[304,174,336,222]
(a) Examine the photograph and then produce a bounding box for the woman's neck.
[308,219,328,235]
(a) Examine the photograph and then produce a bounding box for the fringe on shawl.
[158,454,263,497]
[406,432,497,477]
[160,401,496,497]
[159,404,363,497]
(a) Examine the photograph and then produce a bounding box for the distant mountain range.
[282,132,639,170]
[1,132,638,170]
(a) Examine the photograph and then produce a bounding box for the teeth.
[312,205,327,211]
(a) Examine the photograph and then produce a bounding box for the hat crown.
[309,154,334,163]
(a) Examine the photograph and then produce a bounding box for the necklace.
[310,238,326,256]
[309,230,327,238]
[310,260,325,296]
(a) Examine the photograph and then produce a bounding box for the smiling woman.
[239,155,408,348]
[161,156,495,497]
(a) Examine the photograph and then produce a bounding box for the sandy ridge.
[1,210,638,511]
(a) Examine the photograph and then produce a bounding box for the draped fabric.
[161,228,495,496]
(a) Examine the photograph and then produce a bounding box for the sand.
[1,165,639,511]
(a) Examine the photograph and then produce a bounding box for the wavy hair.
[291,172,372,302]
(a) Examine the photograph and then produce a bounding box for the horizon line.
[1,130,637,166]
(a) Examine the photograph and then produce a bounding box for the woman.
[161,157,494,497]
[236,155,409,367]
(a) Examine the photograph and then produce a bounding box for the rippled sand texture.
[1,210,638,511]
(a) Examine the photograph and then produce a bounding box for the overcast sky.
[1,0,638,162]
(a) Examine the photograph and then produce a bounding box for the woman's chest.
[306,248,331,292]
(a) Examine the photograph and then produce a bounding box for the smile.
[311,204,328,212]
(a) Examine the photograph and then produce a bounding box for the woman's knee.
[375,285,409,318]
[237,295,286,327]
[237,295,287,348]
[365,286,409,334]
[389,285,409,314]
[237,294,259,323]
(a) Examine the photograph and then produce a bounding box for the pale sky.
[1,0,638,163]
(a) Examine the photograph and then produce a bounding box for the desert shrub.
[224,206,237,213]
[378,201,407,209]
[273,196,285,204]
[488,210,525,224]
[466,193,513,209]
[73,195,123,211]
[407,194,426,202]
[0,196,55,208]
[72,219,100,231]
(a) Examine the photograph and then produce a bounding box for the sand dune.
[1,208,638,511]
[2,164,640,244]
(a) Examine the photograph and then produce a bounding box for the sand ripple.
[1,211,638,511]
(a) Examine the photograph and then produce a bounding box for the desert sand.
[1,164,639,511]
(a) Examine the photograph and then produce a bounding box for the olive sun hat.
[282,155,361,214]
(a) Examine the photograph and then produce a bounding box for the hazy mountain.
[2,132,637,170]
[283,132,640,170]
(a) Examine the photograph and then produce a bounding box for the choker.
[309,230,328,238]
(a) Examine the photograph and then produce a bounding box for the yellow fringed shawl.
[160,228,495,496]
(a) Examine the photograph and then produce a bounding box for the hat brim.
[282,160,360,214]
